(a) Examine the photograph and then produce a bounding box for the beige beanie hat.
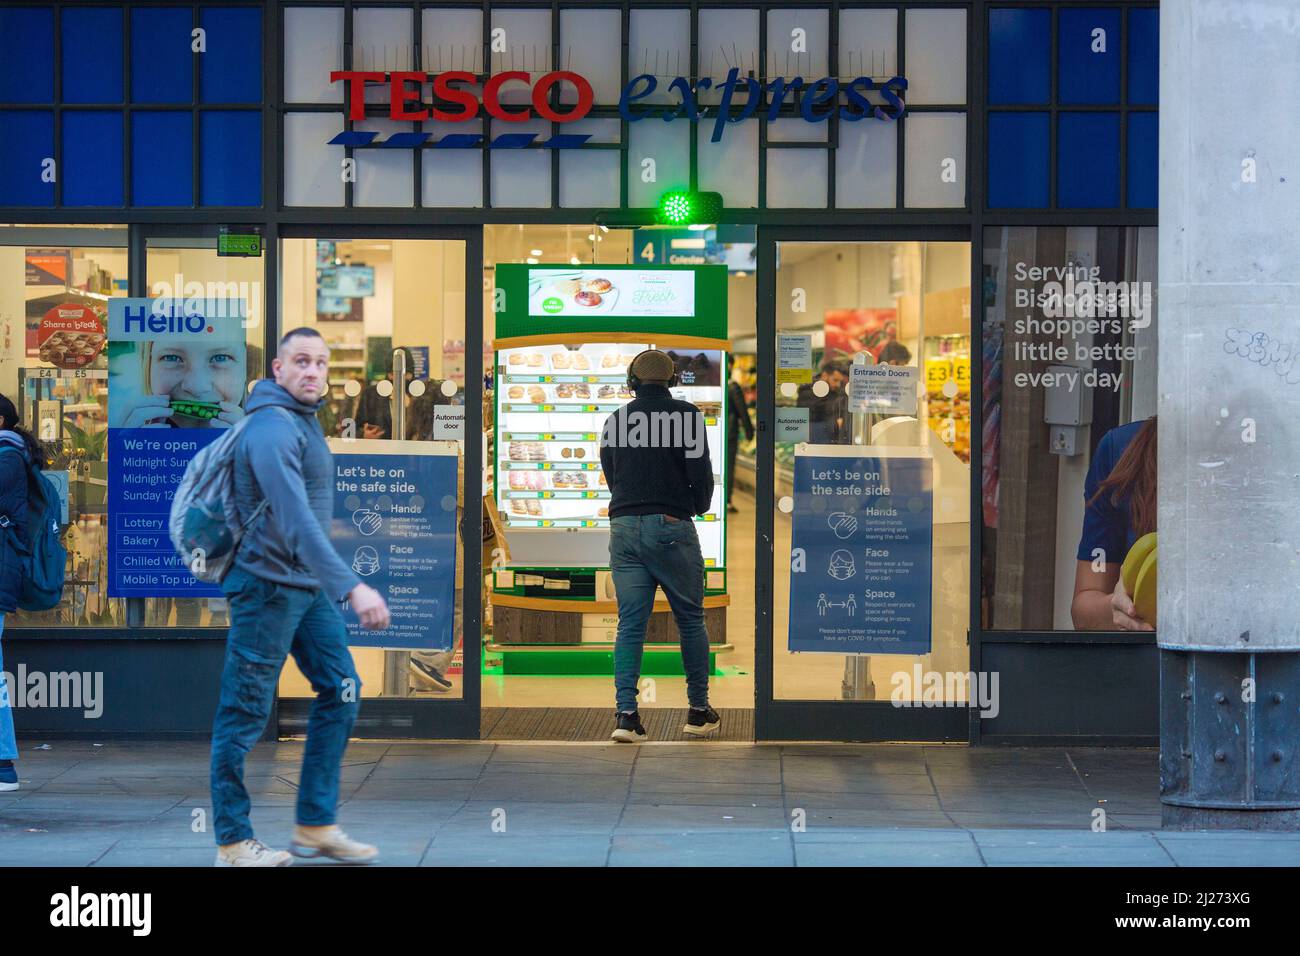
[629,349,676,385]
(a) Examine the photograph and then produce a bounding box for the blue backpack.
[0,445,67,611]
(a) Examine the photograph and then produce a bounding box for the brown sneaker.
[214,838,293,867]
[290,826,380,864]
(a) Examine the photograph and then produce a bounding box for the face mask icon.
[828,549,855,581]
[352,546,380,577]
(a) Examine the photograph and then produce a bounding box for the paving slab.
[609,831,793,867]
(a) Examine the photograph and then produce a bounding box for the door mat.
[481,707,754,742]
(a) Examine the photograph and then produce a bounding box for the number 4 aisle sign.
[788,449,932,655]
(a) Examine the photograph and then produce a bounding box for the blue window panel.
[0,7,54,103]
[132,7,193,104]
[988,112,1048,208]
[1058,112,1120,208]
[200,7,262,104]
[63,112,124,206]
[200,111,261,206]
[131,112,193,205]
[1128,112,1157,209]
[63,7,124,104]
[1128,8,1159,106]
[988,8,1050,105]
[0,111,54,205]
[1059,8,1121,104]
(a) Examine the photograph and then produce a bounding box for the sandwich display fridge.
[487,264,731,672]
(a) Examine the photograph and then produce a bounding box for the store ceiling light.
[526,257,539,264]
[570,256,581,266]
[530,249,543,256]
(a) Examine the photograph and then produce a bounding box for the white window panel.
[836,119,896,207]
[838,8,898,79]
[903,113,965,208]
[490,118,552,207]
[560,151,620,208]
[698,8,759,105]
[768,117,829,143]
[354,8,414,104]
[352,119,415,207]
[422,120,484,208]
[284,7,344,104]
[422,8,483,74]
[904,9,967,105]
[559,9,622,105]
[565,118,621,144]
[767,149,827,208]
[766,8,829,80]
[490,8,551,106]
[628,121,689,208]
[284,112,345,206]
[698,121,758,208]
[629,8,690,105]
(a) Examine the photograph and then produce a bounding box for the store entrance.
[274,226,483,740]
[480,225,757,740]
[755,228,974,742]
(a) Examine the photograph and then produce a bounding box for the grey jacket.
[232,380,360,602]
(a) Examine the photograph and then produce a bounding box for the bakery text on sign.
[327,68,906,148]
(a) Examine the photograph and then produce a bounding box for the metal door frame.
[754,223,972,742]
[215,221,485,740]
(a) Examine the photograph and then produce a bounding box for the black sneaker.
[611,711,647,743]
[409,657,453,691]
[683,706,721,738]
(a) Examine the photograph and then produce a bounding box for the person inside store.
[725,361,754,513]
[878,340,913,367]
[797,360,849,444]
[0,393,40,792]
[350,346,416,440]
[600,349,721,742]
[1071,416,1157,630]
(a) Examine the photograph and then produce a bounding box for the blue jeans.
[210,567,361,846]
[0,614,16,762]
[609,514,711,712]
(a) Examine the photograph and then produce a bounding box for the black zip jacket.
[599,384,715,519]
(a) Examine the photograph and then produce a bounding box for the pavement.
[1,740,1297,866]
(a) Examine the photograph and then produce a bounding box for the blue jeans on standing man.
[0,614,16,763]
[210,567,361,846]
[609,514,711,712]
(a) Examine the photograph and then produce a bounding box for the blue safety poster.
[788,453,933,655]
[329,441,459,650]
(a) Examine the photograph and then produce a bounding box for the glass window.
[698,121,758,209]
[284,112,346,207]
[489,119,552,208]
[629,7,690,104]
[131,7,193,105]
[838,8,897,78]
[772,241,972,701]
[278,238,469,700]
[698,8,759,105]
[559,151,620,208]
[422,120,484,208]
[0,227,127,627]
[836,121,896,208]
[63,6,123,104]
[353,118,416,208]
[980,226,1158,632]
[766,8,829,80]
[63,113,124,207]
[560,9,623,105]
[905,9,967,105]
[284,7,344,104]
[766,150,827,208]
[904,113,966,208]
[354,7,414,105]
[0,112,55,207]
[628,122,690,209]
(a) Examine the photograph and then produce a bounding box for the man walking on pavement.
[600,349,721,742]
[211,327,391,867]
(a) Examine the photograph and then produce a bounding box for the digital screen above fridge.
[495,341,726,569]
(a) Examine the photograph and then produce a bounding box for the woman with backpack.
[0,393,40,791]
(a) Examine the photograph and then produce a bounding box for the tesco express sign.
[327,68,906,149]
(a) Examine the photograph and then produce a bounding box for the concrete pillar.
[1159,2,1300,828]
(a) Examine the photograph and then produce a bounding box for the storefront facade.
[0,0,1159,743]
